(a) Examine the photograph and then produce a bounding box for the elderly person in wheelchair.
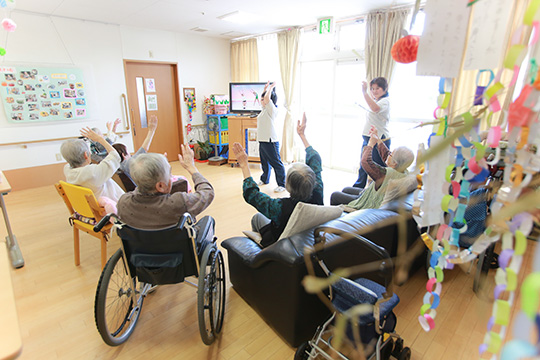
[93,145,224,347]
[117,144,214,229]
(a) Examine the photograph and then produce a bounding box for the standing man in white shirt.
[257,81,286,193]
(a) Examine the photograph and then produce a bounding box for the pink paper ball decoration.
[2,18,16,32]
[391,35,420,64]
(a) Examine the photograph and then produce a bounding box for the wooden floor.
[2,161,536,359]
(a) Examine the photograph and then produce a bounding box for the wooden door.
[124,61,183,162]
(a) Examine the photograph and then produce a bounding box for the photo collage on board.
[0,66,88,123]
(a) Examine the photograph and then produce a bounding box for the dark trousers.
[259,141,286,187]
[353,135,390,188]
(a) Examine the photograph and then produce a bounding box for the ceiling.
[12,0,415,39]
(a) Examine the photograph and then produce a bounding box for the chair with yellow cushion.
[55,181,112,269]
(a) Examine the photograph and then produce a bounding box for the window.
[298,21,369,171]
[389,10,437,149]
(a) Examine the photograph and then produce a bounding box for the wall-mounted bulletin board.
[0,65,88,123]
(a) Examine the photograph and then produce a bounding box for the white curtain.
[277,28,301,162]
[231,38,259,82]
[365,9,410,83]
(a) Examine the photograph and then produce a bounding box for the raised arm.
[141,115,158,151]
[298,113,324,204]
[232,142,251,179]
[232,142,283,222]
[178,143,199,176]
[81,127,115,155]
[361,128,387,187]
[261,81,276,106]
[362,81,381,113]
[297,112,310,148]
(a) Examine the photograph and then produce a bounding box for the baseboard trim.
[3,163,66,191]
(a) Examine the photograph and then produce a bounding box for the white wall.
[0,13,230,171]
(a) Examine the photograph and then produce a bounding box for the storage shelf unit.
[206,114,229,158]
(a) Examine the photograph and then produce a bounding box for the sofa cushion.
[279,203,343,241]
[380,175,418,207]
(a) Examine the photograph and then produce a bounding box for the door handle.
[121,93,130,130]
[130,108,136,136]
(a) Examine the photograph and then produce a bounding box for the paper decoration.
[145,78,155,93]
[146,94,157,111]
[464,0,514,70]
[0,66,88,123]
[416,0,471,77]
[391,35,420,63]
[246,128,259,157]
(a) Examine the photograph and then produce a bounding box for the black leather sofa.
[222,192,424,348]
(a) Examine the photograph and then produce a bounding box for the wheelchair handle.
[178,213,194,229]
[94,214,114,232]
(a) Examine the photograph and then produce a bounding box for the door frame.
[123,59,184,152]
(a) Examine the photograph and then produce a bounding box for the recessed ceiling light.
[190,27,209,32]
[217,11,254,24]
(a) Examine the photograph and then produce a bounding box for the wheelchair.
[295,227,411,360]
[92,212,226,346]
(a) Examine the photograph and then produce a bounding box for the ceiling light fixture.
[217,11,253,24]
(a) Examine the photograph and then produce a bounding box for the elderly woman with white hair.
[116,145,214,230]
[331,126,415,210]
[60,127,124,202]
[232,113,323,248]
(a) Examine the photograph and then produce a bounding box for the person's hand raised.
[178,144,197,173]
[297,112,307,137]
[362,81,368,94]
[232,142,248,167]
[369,125,379,139]
[148,115,158,131]
[80,127,103,143]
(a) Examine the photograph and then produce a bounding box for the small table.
[0,171,24,268]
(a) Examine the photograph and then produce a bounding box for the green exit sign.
[317,17,333,34]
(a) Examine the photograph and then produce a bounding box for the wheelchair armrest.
[94,213,119,232]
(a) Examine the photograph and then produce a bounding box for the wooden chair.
[55,181,112,269]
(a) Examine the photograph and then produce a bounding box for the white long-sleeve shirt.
[64,151,124,201]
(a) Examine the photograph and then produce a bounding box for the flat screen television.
[229,82,266,114]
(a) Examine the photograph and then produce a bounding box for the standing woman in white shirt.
[257,81,286,192]
[353,77,391,189]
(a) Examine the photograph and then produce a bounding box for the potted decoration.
[194,140,213,160]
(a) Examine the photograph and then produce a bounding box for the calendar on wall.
[0,66,88,123]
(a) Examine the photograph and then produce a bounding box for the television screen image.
[229,82,266,114]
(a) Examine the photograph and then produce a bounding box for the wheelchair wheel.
[94,249,142,346]
[473,243,495,293]
[294,341,314,360]
[197,244,226,345]
[398,347,411,360]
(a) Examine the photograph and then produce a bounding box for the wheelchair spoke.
[95,249,142,346]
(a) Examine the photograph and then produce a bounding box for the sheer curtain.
[365,9,410,83]
[231,38,259,82]
[277,28,301,162]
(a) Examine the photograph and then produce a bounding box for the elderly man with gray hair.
[116,144,214,230]
[60,127,124,202]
